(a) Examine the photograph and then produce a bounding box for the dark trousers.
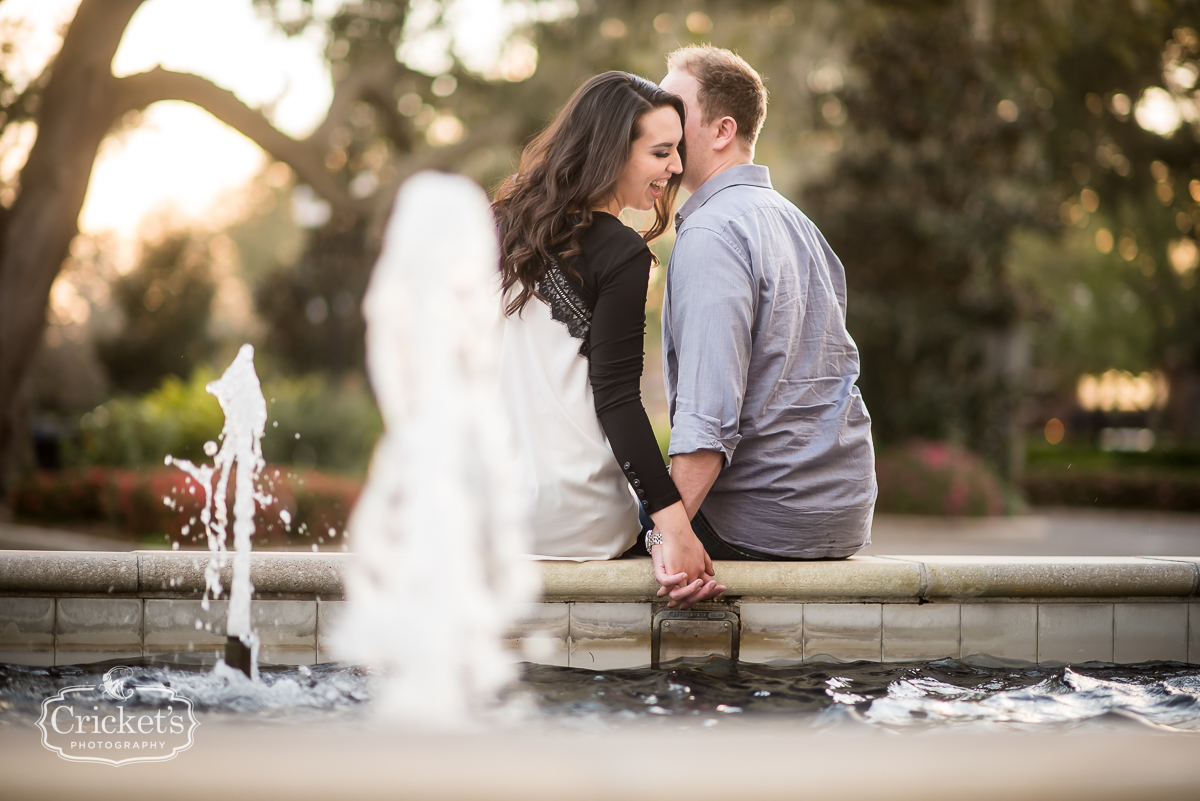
[632,507,847,562]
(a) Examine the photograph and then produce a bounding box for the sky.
[0,0,517,241]
[0,0,334,237]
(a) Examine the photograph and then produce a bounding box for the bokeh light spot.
[1118,235,1138,261]
[1077,370,1169,412]
[599,18,626,39]
[431,74,457,97]
[1044,418,1065,445]
[686,12,713,34]
[1168,238,1199,275]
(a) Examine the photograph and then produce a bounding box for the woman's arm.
[587,247,679,515]
[587,241,722,603]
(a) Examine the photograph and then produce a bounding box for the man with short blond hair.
[666,45,767,151]
[656,46,876,587]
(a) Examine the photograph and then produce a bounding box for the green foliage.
[1009,227,1158,389]
[1026,438,1200,470]
[652,415,671,465]
[260,372,382,473]
[78,369,224,467]
[96,234,216,394]
[1019,465,1200,511]
[77,368,381,475]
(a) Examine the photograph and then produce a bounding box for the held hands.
[648,500,725,609]
[650,530,726,610]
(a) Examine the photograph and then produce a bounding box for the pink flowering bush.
[11,465,361,548]
[875,440,1012,516]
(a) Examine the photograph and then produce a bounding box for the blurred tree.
[255,220,370,373]
[1041,14,1200,442]
[802,0,1200,471]
[803,3,1055,474]
[96,234,216,394]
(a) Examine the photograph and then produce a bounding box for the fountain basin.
[3,716,1200,801]
[1,550,1197,667]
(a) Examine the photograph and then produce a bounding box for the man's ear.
[711,116,739,152]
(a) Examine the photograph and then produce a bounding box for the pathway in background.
[0,522,133,551]
[865,508,1200,556]
[4,508,1200,555]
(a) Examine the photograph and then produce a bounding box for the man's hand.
[651,542,725,609]
[646,450,728,608]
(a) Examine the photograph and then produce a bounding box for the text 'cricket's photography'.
[2,1,1200,799]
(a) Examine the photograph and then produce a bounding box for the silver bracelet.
[644,529,663,554]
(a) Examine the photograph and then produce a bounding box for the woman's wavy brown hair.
[493,71,685,316]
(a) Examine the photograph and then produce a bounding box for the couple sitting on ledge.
[494,46,877,609]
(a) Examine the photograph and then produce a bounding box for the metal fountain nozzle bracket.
[226,636,254,677]
[651,609,740,669]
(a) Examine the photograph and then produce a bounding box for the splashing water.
[4,658,1199,733]
[332,171,537,724]
[167,343,270,679]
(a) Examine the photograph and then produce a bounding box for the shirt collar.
[675,164,772,229]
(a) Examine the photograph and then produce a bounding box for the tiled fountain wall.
[2,552,1198,667]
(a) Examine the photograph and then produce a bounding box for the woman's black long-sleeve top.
[541,212,682,515]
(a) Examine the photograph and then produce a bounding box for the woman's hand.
[651,543,725,609]
[649,501,725,609]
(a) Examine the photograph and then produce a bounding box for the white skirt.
[499,297,640,560]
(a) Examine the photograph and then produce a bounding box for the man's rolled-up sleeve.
[666,226,754,466]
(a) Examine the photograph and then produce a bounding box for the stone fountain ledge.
[1,550,1198,668]
[0,550,1197,600]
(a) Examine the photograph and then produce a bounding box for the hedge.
[10,466,360,548]
[1018,467,1200,511]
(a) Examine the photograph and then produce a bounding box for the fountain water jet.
[333,171,537,725]
[167,343,270,679]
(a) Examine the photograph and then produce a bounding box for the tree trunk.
[0,0,145,500]
[1165,365,1200,443]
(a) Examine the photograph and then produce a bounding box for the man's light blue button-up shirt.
[663,164,877,558]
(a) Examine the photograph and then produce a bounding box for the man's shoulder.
[682,183,810,235]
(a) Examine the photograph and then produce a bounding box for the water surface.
[2,657,1198,732]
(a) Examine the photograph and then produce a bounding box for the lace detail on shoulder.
[536,260,593,358]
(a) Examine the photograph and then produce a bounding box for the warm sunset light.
[0,0,526,247]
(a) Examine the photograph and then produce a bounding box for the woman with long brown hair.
[494,71,723,605]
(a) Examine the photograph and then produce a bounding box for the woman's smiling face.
[609,105,683,213]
